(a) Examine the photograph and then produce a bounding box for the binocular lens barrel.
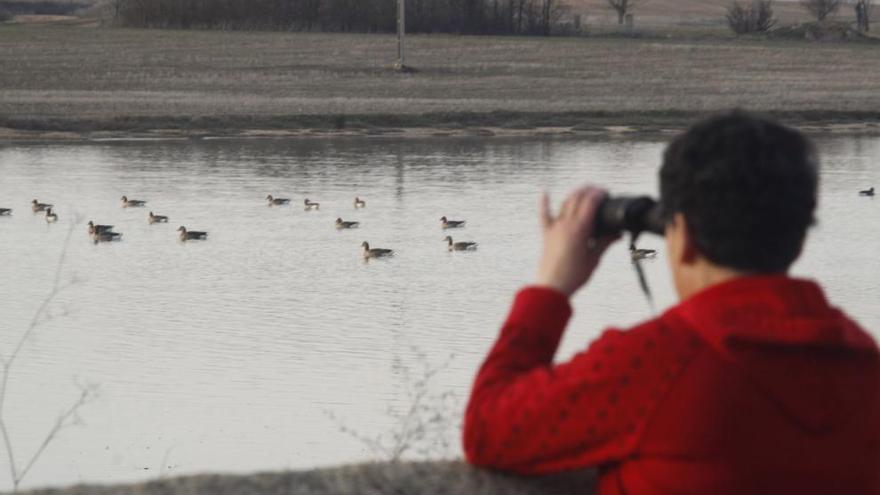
[593,196,665,238]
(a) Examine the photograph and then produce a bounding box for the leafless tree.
[801,0,842,21]
[726,0,776,33]
[854,0,873,31]
[108,0,127,22]
[0,221,98,492]
[605,0,643,25]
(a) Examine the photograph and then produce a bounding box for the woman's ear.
[667,213,699,267]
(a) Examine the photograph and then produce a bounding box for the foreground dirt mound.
[18,461,596,495]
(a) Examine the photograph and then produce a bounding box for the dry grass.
[0,24,879,135]
[15,461,596,495]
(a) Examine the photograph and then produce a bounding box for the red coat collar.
[665,275,876,352]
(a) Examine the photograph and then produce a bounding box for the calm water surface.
[0,136,878,489]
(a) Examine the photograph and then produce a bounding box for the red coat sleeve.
[463,287,696,475]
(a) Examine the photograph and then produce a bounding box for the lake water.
[0,135,878,489]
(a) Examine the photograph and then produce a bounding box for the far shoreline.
[3,111,880,143]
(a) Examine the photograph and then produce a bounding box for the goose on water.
[336,218,360,229]
[304,199,320,210]
[630,244,657,261]
[361,241,393,259]
[0,208,11,216]
[860,187,875,197]
[31,199,53,212]
[354,197,366,208]
[440,216,466,229]
[122,196,147,208]
[148,212,169,224]
[45,208,58,224]
[88,221,114,235]
[267,195,291,206]
[177,226,208,241]
[444,236,477,252]
[93,231,122,243]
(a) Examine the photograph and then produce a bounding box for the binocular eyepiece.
[593,196,665,239]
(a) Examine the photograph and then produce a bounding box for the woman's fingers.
[540,191,552,229]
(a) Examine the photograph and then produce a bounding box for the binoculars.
[593,195,665,238]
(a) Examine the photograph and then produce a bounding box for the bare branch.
[801,0,842,20]
[17,384,98,485]
[0,217,95,491]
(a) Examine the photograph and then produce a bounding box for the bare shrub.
[801,0,842,20]
[0,220,99,492]
[0,8,11,22]
[727,0,776,34]
[326,348,459,462]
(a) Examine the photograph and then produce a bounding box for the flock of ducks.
[2,194,479,257]
[262,194,477,258]
[5,187,872,257]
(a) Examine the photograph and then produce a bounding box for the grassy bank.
[1,25,879,139]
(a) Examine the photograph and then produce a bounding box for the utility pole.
[396,0,407,70]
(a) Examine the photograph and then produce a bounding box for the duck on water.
[31,199,52,213]
[444,236,478,252]
[267,195,291,206]
[122,196,147,208]
[178,226,208,241]
[361,241,393,259]
[88,221,114,235]
[336,218,360,229]
[630,244,657,261]
[149,212,169,224]
[441,216,466,229]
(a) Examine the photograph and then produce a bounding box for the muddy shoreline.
[3,112,880,143]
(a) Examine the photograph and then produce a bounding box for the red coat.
[464,276,880,494]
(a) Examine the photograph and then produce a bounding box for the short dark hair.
[659,111,818,273]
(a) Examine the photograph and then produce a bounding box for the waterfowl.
[267,195,291,206]
[860,187,875,197]
[45,208,58,224]
[362,241,393,259]
[121,196,147,208]
[630,244,657,261]
[304,199,320,210]
[444,236,477,251]
[440,216,466,229]
[336,218,360,229]
[88,221,114,235]
[0,208,11,216]
[31,199,53,212]
[148,212,169,224]
[354,197,366,208]
[93,231,122,243]
[177,226,208,241]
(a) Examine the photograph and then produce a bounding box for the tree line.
[110,0,570,35]
[727,0,873,34]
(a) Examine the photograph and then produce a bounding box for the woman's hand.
[536,186,619,297]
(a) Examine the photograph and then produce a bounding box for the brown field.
[0,23,879,138]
